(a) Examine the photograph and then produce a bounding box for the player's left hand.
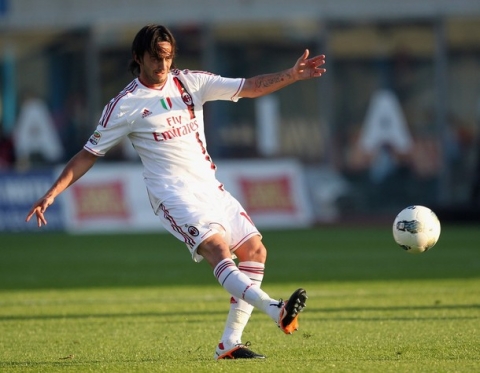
[292,49,326,80]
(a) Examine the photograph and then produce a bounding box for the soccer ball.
[392,205,441,254]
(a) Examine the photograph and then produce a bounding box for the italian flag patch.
[160,97,172,110]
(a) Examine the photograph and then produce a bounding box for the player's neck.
[138,76,168,90]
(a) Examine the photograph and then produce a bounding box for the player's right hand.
[25,196,54,227]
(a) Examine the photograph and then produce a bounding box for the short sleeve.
[179,70,244,104]
[83,103,130,156]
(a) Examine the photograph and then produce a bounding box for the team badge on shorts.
[187,226,199,236]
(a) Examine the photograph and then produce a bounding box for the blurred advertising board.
[0,170,64,232]
[216,159,314,229]
[57,164,161,234]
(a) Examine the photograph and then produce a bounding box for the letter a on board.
[359,90,413,154]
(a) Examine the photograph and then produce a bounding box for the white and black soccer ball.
[392,205,441,254]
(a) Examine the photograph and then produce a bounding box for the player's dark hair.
[129,24,177,76]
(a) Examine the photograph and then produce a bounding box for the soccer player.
[26,24,326,360]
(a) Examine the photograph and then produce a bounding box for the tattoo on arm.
[254,70,293,91]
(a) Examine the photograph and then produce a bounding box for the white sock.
[219,261,265,347]
[214,259,280,325]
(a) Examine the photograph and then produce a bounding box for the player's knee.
[250,244,267,263]
[235,237,267,263]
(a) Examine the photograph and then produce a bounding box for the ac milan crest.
[188,226,199,236]
[181,92,193,106]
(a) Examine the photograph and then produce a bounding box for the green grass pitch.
[0,225,479,372]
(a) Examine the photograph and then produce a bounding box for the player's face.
[137,42,173,89]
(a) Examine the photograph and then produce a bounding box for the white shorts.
[156,186,261,262]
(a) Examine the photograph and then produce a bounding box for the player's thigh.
[221,191,264,260]
[157,197,224,261]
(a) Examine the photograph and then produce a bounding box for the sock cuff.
[214,258,238,285]
[238,261,265,269]
[238,261,265,283]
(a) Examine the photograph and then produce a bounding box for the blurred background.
[1,0,480,233]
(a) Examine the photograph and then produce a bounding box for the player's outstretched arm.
[239,49,326,98]
[25,149,99,227]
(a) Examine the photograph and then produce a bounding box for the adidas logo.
[142,109,152,118]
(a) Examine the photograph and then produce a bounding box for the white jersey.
[84,69,244,213]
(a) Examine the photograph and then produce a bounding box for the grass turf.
[0,225,479,372]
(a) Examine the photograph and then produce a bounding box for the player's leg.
[197,234,279,316]
[235,236,307,334]
[225,197,308,338]
[214,236,267,359]
[197,235,273,359]
[199,236,307,360]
